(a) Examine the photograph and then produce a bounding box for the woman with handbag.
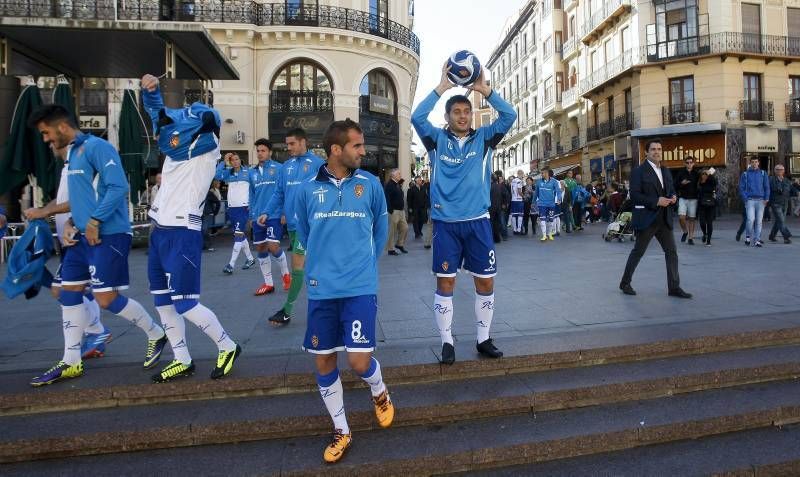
[697,168,718,246]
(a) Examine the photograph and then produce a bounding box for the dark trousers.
[698,205,715,241]
[522,201,532,235]
[737,208,747,237]
[412,211,427,238]
[573,202,584,228]
[500,207,509,238]
[769,204,792,239]
[201,214,214,249]
[490,209,503,242]
[621,216,680,291]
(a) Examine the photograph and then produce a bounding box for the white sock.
[360,357,387,397]
[539,219,547,236]
[274,250,289,275]
[433,293,454,345]
[242,239,254,260]
[62,304,89,365]
[83,296,104,334]
[318,372,350,434]
[229,241,243,267]
[156,304,192,364]
[554,217,561,233]
[117,298,165,340]
[182,303,236,352]
[259,257,273,286]
[475,292,495,344]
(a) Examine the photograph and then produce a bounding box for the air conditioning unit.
[726,109,739,121]
[235,130,245,144]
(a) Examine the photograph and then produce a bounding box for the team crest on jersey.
[311,335,319,348]
[169,134,180,148]
[442,261,449,272]
[269,168,275,176]
[354,184,364,198]
[303,163,309,172]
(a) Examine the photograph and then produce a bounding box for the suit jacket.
[629,161,676,231]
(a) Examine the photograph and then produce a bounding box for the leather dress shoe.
[619,283,636,295]
[668,288,693,299]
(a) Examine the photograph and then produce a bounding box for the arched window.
[359,70,397,116]
[270,59,332,112]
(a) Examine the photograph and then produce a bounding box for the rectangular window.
[544,36,553,59]
[668,76,695,123]
[556,72,564,101]
[523,34,528,54]
[524,67,529,89]
[789,8,800,54]
[789,76,800,99]
[625,88,632,118]
[544,76,553,104]
[569,16,576,39]
[742,3,762,53]
[621,26,630,53]
[743,73,762,120]
[555,31,563,54]
[591,50,598,72]
[607,95,614,123]
[525,103,529,122]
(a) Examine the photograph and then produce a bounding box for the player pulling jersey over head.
[215,152,255,274]
[510,170,525,234]
[141,73,241,383]
[411,61,516,366]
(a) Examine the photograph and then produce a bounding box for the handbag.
[700,195,715,207]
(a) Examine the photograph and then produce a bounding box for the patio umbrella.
[118,89,147,205]
[51,75,77,188]
[0,80,54,201]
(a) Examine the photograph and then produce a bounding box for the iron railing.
[0,0,421,55]
[613,112,634,133]
[646,32,800,63]
[787,99,800,122]
[571,135,581,151]
[581,47,644,94]
[581,0,630,40]
[185,89,214,105]
[587,120,613,141]
[561,86,577,107]
[270,90,333,113]
[739,100,774,121]
[662,103,700,125]
[562,36,577,57]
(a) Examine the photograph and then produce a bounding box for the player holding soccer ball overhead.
[411,58,517,365]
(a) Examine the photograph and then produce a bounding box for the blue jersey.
[535,177,562,207]
[295,165,388,300]
[411,90,516,222]
[249,160,282,219]
[67,133,131,235]
[264,151,325,231]
[141,86,221,161]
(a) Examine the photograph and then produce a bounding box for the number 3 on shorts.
[488,250,496,266]
[351,320,363,341]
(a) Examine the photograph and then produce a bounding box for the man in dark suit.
[620,138,692,299]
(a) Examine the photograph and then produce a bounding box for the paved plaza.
[1,214,798,375]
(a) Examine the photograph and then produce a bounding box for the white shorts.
[678,198,698,218]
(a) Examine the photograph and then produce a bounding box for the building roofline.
[486,1,536,69]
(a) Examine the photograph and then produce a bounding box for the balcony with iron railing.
[1,0,421,55]
[613,112,634,133]
[562,36,578,58]
[581,47,643,95]
[580,0,632,44]
[570,135,581,151]
[786,99,800,122]
[645,31,800,64]
[561,86,578,108]
[662,103,701,125]
[270,90,333,113]
[739,100,774,122]
[586,120,613,142]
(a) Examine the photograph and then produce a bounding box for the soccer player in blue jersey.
[249,138,290,296]
[141,74,241,382]
[295,119,394,463]
[260,128,325,326]
[27,105,167,386]
[411,62,517,365]
[535,168,563,241]
[215,152,256,274]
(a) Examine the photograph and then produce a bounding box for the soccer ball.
[447,50,482,87]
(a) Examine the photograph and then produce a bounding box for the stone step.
[459,424,800,476]
[2,344,800,464]
[2,317,799,416]
[2,379,800,475]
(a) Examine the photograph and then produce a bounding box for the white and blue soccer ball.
[447,50,482,87]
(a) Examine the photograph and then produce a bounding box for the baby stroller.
[603,210,634,242]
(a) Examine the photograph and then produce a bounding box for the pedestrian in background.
[384,168,409,255]
[697,168,717,246]
[768,164,792,244]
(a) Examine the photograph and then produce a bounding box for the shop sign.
[80,115,106,130]
[638,133,726,167]
[269,111,333,139]
[745,127,778,153]
[369,95,394,115]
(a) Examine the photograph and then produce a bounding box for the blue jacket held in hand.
[1,219,54,299]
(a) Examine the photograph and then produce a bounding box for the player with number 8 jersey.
[294,119,393,464]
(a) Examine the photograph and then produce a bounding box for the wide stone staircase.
[2,313,800,476]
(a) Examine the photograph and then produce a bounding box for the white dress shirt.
[647,160,664,188]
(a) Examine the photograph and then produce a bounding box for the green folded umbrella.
[118,89,148,205]
[51,77,78,190]
[0,84,54,201]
